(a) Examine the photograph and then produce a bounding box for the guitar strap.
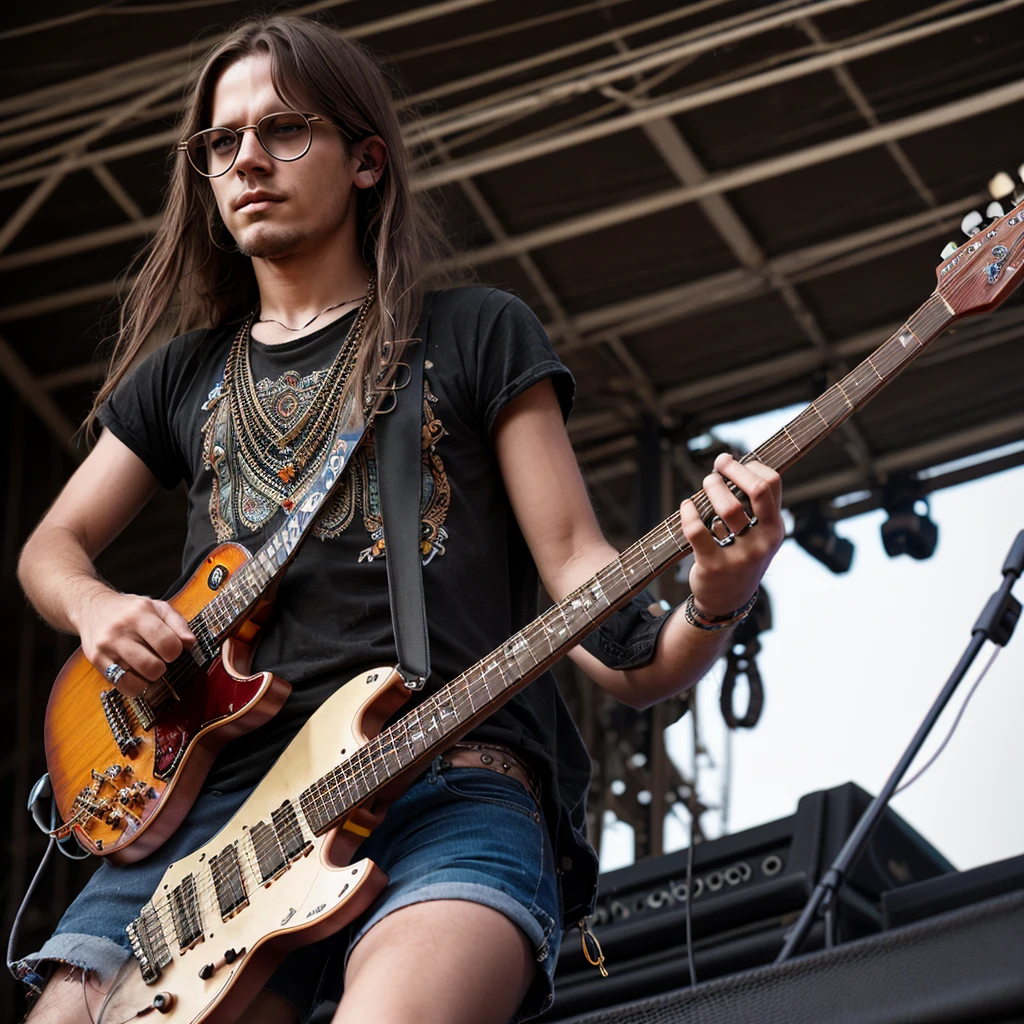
[375,295,432,690]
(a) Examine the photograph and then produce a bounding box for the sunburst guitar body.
[44,542,292,863]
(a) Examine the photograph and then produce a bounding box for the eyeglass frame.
[176,110,359,178]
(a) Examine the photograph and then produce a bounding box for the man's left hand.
[680,452,785,619]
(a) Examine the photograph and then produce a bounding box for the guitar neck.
[298,291,956,836]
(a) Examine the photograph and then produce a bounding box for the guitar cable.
[894,644,1002,796]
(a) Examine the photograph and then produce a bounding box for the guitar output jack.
[152,991,175,1013]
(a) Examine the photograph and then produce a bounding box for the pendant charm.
[281,497,295,512]
[278,463,296,484]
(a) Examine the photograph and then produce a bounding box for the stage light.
[792,504,854,574]
[880,484,938,561]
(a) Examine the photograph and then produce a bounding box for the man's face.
[206,53,355,260]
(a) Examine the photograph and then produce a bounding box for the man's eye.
[270,122,303,137]
[209,134,236,153]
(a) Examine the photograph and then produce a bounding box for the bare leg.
[23,967,297,1024]
[23,967,108,1024]
[334,900,536,1024]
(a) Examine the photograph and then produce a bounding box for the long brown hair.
[86,13,453,438]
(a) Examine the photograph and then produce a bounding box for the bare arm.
[18,429,195,693]
[493,379,784,709]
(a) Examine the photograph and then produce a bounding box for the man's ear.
[353,136,388,189]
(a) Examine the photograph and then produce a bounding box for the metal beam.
[584,411,1024,495]
[0,216,161,272]
[782,412,1024,506]
[39,361,105,391]
[0,77,186,256]
[409,0,823,122]
[0,330,80,458]
[2,0,1000,197]
[554,195,977,347]
[91,164,145,222]
[434,79,1024,268]
[656,304,1024,414]
[0,99,181,156]
[0,0,500,121]
[797,16,938,210]
[0,280,123,322]
[616,32,879,486]
[567,303,1024,451]
[412,0,1022,183]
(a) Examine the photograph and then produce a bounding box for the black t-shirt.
[99,286,599,922]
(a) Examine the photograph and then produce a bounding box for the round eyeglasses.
[177,111,351,178]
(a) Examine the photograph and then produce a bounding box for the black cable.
[894,646,1001,795]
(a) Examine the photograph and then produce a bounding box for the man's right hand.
[74,589,196,697]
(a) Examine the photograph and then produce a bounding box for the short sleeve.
[97,340,191,490]
[473,291,575,436]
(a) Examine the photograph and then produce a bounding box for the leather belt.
[440,742,538,799]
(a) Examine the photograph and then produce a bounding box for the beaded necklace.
[221,275,375,515]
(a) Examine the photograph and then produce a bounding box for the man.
[15,15,784,1024]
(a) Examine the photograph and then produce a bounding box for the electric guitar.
[97,200,1024,1022]
[44,393,372,863]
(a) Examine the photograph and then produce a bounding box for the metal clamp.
[398,667,427,691]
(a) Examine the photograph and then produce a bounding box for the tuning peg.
[961,211,983,236]
[940,241,959,259]
[985,201,1005,220]
[989,171,1015,199]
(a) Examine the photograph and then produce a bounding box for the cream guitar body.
[99,666,410,1024]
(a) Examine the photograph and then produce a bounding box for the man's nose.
[234,127,269,177]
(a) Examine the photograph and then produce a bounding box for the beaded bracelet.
[683,589,759,632]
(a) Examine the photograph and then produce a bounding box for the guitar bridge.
[100,689,142,755]
[127,904,171,984]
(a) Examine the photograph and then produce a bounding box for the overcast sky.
[600,412,1024,876]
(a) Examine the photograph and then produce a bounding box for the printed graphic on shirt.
[316,377,450,565]
[201,368,450,564]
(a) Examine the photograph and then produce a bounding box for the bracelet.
[683,589,758,632]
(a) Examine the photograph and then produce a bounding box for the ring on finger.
[104,662,126,686]
[706,515,736,548]
[738,513,759,536]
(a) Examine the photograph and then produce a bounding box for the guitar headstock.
[936,196,1024,317]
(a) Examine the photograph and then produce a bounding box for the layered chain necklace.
[222,275,376,516]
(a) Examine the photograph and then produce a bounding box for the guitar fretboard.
[297,292,954,835]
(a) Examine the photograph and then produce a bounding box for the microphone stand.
[775,529,1024,964]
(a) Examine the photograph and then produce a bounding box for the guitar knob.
[940,241,959,259]
[152,992,175,1013]
[198,962,215,980]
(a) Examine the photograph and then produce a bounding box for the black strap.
[375,302,431,688]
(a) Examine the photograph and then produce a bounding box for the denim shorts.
[16,758,562,1023]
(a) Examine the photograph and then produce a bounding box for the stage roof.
[2,0,1023,555]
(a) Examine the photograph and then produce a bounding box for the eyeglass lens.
[187,112,312,176]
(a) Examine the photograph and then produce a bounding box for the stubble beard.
[236,220,306,260]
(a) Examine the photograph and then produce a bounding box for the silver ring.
[104,662,126,686]
[707,515,736,547]
[738,515,759,535]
